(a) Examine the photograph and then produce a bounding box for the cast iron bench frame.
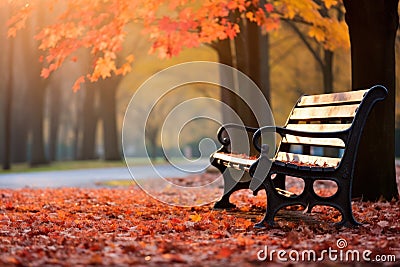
[210,85,388,227]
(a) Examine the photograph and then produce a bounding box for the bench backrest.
[275,86,387,169]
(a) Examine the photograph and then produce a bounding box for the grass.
[95,179,135,187]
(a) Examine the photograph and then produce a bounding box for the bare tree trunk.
[78,84,99,160]
[11,101,29,163]
[147,134,158,160]
[26,52,48,166]
[343,0,399,200]
[213,18,272,155]
[8,31,30,163]
[48,84,61,161]
[234,20,259,131]
[214,20,273,158]
[259,32,271,103]
[212,39,235,124]
[29,79,48,166]
[322,50,334,94]
[26,3,48,166]
[3,33,13,170]
[99,78,121,161]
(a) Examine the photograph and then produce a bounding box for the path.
[0,160,210,189]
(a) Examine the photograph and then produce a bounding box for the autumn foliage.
[1,175,399,266]
[3,0,349,90]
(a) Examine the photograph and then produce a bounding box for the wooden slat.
[285,123,351,132]
[212,152,256,167]
[282,135,345,148]
[281,124,350,148]
[274,152,341,168]
[289,104,359,121]
[297,89,367,107]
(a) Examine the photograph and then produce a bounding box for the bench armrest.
[252,126,349,152]
[217,123,259,146]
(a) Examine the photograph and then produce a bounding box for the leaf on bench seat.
[274,152,340,169]
[217,152,258,160]
[276,159,337,168]
[212,152,258,170]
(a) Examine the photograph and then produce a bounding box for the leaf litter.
[0,172,399,266]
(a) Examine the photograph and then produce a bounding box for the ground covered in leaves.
[1,173,399,266]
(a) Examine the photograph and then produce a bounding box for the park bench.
[210,85,388,227]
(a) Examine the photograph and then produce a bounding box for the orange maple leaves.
[4,0,349,90]
[1,186,399,266]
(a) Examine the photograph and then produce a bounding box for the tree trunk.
[146,133,158,160]
[29,79,48,166]
[16,49,47,167]
[322,49,340,157]
[99,78,121,161]
[48,84,61,161]
[3,34,13,170]
[10,33,31,163]
[213,19,272,155]
[26,49,48,166]
[26,3,48,166]
[343,0,399,200]
[259,32,271,103]
[322,50,334,94]
[213,39,236,125]
[73,120,80,160]
[11,103,29,163]
[78,84,99,160]
[233,19,261,129]
[247,22,273,121]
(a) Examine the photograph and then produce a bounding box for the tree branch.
[284,20,324,68]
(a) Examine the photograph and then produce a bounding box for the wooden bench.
[210,85,388,227]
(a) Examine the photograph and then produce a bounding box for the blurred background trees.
[1,1,399,166]
[0,0,399,200]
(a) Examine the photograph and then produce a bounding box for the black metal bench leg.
[336,208,361,227]
[214,195,236,209]
[211,161,234,209]
[213,164,251,209]
[214,185,236,210]
[255,198,279,228]
[254,177,282,228]
[335,192,361,227]
[273,173,286,190]
[314,178,360,227]
[214,180,251,209]
[304,179,313,213]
